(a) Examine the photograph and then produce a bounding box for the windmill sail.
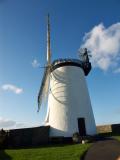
[47,14,51,65]
[38,14,51,112]
[38,67,50,112]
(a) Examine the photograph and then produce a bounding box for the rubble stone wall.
[97,124,120,134]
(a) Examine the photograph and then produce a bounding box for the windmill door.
[78,118,86,136]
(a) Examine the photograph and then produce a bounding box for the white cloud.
[32,59,40,68]
[0,117,16,128]
[80,22,120,71]
[1,84,23,94]
[0,117,30,129]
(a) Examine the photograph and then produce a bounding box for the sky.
[0,0,120,129]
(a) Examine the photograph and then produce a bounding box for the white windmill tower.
[38,15,96,137]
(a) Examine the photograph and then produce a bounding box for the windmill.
[38,15,96,137]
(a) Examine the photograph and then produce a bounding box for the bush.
[0,129,7,149]
[72,132,82,143]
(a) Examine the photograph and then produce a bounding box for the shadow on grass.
[97,132,120,141]
[0,150,12,160]
[6,143,76,150]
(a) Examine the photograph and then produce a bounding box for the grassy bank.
[0,143,91,160]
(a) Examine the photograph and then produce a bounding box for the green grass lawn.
[113,136,120,141]
[0,143,91,160]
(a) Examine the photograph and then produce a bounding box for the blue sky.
[0,0,120,129]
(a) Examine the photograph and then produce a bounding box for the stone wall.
[97,125,112,133]
[1,123,120,148]
[111,124,120,134]
[97,124,120,134]
[6,126,50,147]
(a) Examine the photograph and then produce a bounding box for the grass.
[113,136,120,141]
[0,143,91,160]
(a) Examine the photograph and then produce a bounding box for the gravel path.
[84,139,120,160]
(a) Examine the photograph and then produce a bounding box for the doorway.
[78,118,86,136]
